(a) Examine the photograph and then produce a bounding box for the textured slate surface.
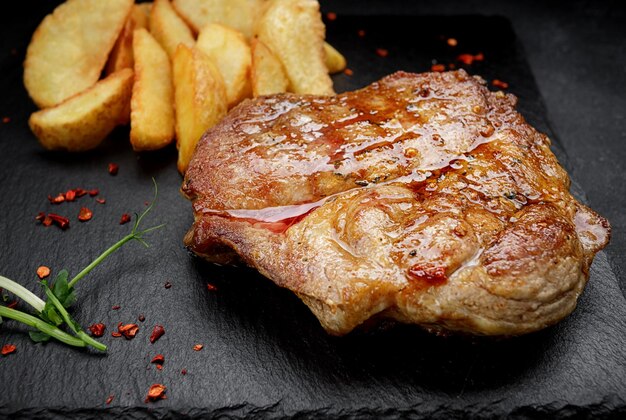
[1,4,625,418]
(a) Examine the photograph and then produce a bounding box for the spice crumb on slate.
[145,384,167,402]
[431,64,446,72]
[108,163,119,175]
[46,213,70,230]
[89,323,106,337]
[1,344,17,356]
[105,395,114,405]
[164,281,172,289]
[118,323,139,339]
[181,369,187,375]
[375,48,388,58]
[150,325,165,343]
[120,213,131,225]
[206,283,218,291]
[78,207,93,222]
[151,354,165,365]
[326,12,336,21]
[344,68,353,76]
[2,117,10,123]
[492,79,509,89]
[96,198,106,204]
[457,52,484,65]
[357,29,365,37]
[447,37,458,47]
[138,314,146,322]
[36,266,51,279]
[193,344,204,351]
[112,305,121,310]
[111,332,122,337]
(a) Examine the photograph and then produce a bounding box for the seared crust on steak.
[182,70,610,336]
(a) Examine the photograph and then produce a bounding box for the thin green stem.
[43,286,106,351]
[68,234,134,289]
[0,275,45,312]
[0,306,85,348]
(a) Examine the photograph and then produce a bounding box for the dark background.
[1,0,625,418]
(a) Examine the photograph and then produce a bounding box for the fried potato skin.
[173,45,228,173]
[196,23,252,107]
[150,0,195,59]
[257,0,334,95]
[29,69,134,152]
[24,0,134,108]
[130,28,175,151]
[250,38,288,96]
[323,42,347,74]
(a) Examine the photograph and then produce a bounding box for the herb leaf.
[29,330,52,343]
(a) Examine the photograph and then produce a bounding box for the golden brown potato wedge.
[172,0,264,39]
[133,2,152,30]
[324,42,346,74]
[105,15,135,75]
[257,0,333,95]
[173,45,227,173]
[24,0,133,108]
[150,0,194,59]
[130,28,175,151]
[250,38,288,97]
[196,23,251,107]
[29,69,134,152]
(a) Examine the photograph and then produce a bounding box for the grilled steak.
[182,70,610,336]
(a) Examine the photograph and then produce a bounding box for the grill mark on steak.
[182,70,610,336]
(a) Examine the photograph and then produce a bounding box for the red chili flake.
[164,281,172,289]
[35,212,46,222]
[47,213,70,229]
[105,395,114,405]
[64,190,76,202]
[326,12,337,21]
[120,213,131,225]
[156,365,163,371]
[206,283,218,291]
[407,264,448,285]
[2,117,10,124]
[375,48,389,58]
[457,52,484,65]
[48,194,65,204]
[36,266,51,279]
[42,216,53,227]
[447,38,458,47]
[112,305,121,310]
[193,344,203,351]
[151,354,165,364]
[118,323,139,339]
[96,198,106,204]
[88,189,99,196]
[138,314,146,322]
[181,369,187,375]
[343,68,353,76]
[78,207,93,222]
[150,325,165,343]
[448,63,456,70]
[108,163,119,175]
[89,323,106,337]
[145,384,167,402]
[7,300,18,309]
[1,344,17,356]
[357,29,366,37]
[74,188,87,197]
[431,64,446,72]
[111,332,122,337]
[492,79,509,89]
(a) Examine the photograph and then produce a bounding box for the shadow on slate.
[1,8,625,419]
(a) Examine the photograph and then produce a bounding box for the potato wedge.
[24,0,133,108]
[257,0,333,95]
[324,42,346,74]
[29,69,133,152]
[150,0,194,59]
[130,28,175,151]
[196,23,251,107]
[133,2,152,30]
[172,0,264,39]
[250,38,288,97]
[105,15,135,75]
[173,45,227,173]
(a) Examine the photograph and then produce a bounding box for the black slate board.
[1,5,625,418]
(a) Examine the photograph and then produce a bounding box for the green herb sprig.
[0,179,164,352]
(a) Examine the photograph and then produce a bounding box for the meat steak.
[182,70,610,336]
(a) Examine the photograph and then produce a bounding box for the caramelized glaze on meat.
[182,70,610,336]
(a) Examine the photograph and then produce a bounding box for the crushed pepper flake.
[2,117,10,124]
[492,79,509,89]
[118,323,139,339]
[89,323,106,337]
[357,29,366,37]
[447,38,458,47]
[375,48,389,58]
[111,332,122,337]
[343,68,353,76]
[181,369,187,375]
[64,190,76,201]
[48,194,65,204]
[150,325,165,343]
[96,198,106,204]
[108,163,119,175]
[326,12,337,21]
[88,189,99,196]
[431,64,446,72]
[120,214,131,225]
[78,207,93,222]
[193,344,203,351]
[206,283,218,292]
[151,354,165,364]
[47,213,70,229]
[164,281,172,289]
[105,395,114,405]
[112,305,121,310]
[37,266,51,279]
[138,314,146,322]
[145,384,167,402]
[1,344,17,356]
